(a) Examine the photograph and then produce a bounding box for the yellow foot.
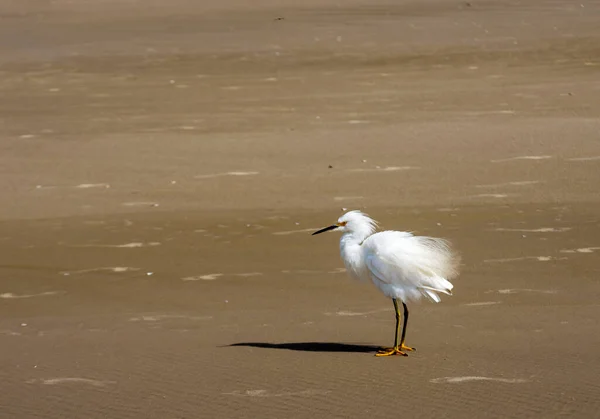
[375,345,415,357]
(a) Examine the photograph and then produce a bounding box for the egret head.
[312,210,378,238]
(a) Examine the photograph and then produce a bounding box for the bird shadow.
[227,342,381,353]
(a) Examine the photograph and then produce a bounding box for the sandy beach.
[1,1,600,417]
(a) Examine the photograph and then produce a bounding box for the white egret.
[312,210,460,357]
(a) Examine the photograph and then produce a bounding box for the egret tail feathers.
[417,277,454,302]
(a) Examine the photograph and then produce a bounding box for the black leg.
[400,302,414,351]
[393,298,400,348]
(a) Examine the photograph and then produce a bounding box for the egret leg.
[400,302,415,352]
[375,299,415,357]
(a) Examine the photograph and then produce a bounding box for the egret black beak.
[312,225,338,235]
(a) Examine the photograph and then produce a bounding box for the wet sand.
[1,1,600,418]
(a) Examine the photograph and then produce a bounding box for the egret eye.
[337,221,347,227]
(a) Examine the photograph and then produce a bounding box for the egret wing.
[363,231,458,302]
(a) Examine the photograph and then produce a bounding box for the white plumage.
[312,210,460,357]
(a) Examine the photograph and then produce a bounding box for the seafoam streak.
[224,389,330,397]
[484,256,555,263]
[182,273,223,281]
[431,376,529,384]
[471,194,509,198]
[493,227,571,233]
[68,242,161,248]
[491,155,552,163]
[567,156,600,162]
[0,291,63,299]
[475,180,540,188]
[129,314,212,322]
[61,267,140,276]
[560,247,600,254]
[487,289,557,295]
[26,378,116,387]
[347,166,418,173]
[195,171,259,179]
